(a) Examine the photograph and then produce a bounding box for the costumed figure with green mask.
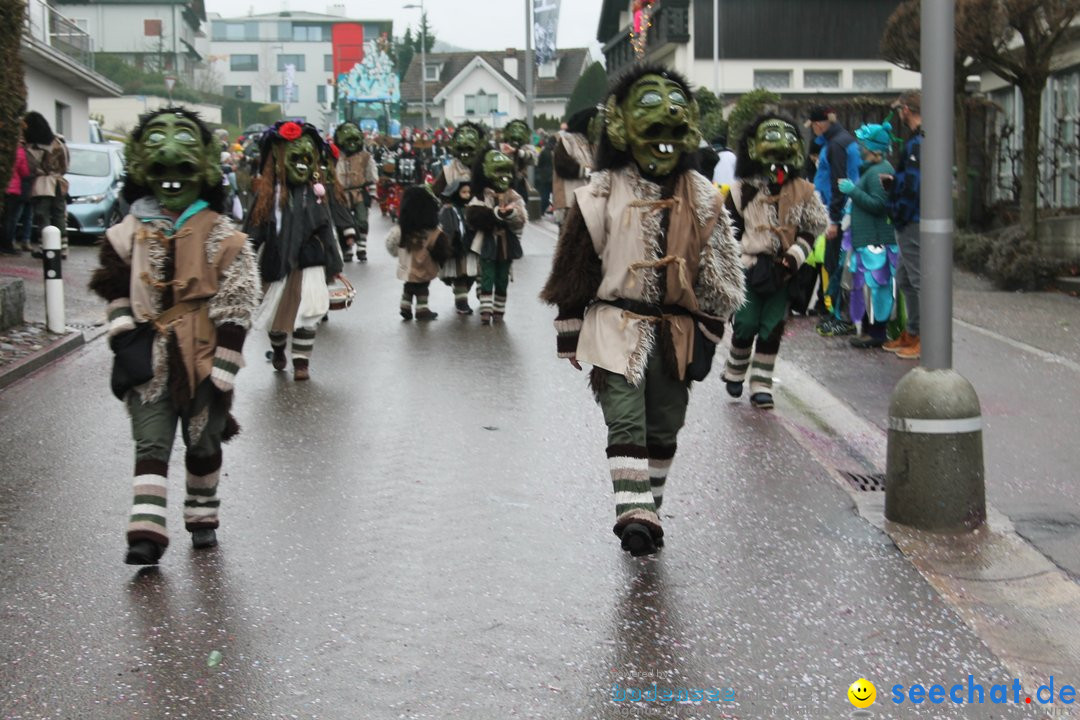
[720,114,828,409]
[333,121,378,262]
[321,140,360,266]
[540,66,745,557]
[552,106,601,227]
[385,185,451,320]
[501,119,537,202]
[432,121,485,198]
[246,121,344,381]
[437,179,479,314]
[465,148,526,325]
[89,108,261,565]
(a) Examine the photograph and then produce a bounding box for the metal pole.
[420,0,427,132]
[41,226,64,334]
[921,0,954,370]
[525,0,535,192]
[712,0,719,95]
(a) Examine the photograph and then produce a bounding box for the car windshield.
[68,149,111,177]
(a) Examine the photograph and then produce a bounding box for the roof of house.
[400,48,591,103]
[218,10,392,23]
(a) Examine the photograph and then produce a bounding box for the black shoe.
[725,379,744,398]
[750,392,774,410]
[0,246,18,256]
[357,251,368,263]
[619,523,659,557]
[849,334,884,349]
[191,528,218,549]
[125,539,164,565]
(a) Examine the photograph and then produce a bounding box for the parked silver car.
[65,143,126,237]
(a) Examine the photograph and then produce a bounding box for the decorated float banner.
[333,25,401,104]
[534,0,560,66]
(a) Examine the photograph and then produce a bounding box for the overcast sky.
[206,0,607,61]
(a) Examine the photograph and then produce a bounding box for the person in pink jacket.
[2,138,31,255]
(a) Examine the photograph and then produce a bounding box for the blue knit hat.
[855,122,892,153]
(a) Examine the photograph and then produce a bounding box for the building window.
[464,90,498,115]
[753,70,791,90]
[224,85,252,100]
[271,85,299,103]
[291,23,325,42]
[230,54,258,72]
[804,70,840,90]
[144,19,162,36]
[277,54,306,72]
[71,17,88,31]
[853,70,890,91]
[325,54,334,72]
[212,22,256,41]
[318,85,329,103]
[424,64,439,82]
[54,101,70,138]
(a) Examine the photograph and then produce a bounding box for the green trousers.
[596,347,689,536]
[725,285,788,395]
[478,259,511,316]
[126,379,227,547]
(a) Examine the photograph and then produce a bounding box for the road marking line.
[956,318,1080,374]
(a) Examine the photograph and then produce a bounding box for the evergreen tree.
[565,62,607,119]
[0,0,27,186]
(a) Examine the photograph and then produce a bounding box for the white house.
[21,0,121,143]
[399,48,592,129]
[55,0,205,82]
[598,0,919,98]
[207,10,393,129]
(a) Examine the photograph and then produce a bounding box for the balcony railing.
[23,0,96,71]
[603,0,691,77]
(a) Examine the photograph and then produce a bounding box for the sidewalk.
[0,244,106,389]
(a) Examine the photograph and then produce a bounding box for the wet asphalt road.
[0,212,1039,719]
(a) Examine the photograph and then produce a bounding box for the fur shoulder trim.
[686,170,718,228]
[586,169,611,198]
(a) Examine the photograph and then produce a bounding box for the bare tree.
[960,0,1080,237]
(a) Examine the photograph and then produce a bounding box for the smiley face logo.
[848,678,876,708]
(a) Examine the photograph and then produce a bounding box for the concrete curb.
[775,359,1080,699]
[0,325,103,391]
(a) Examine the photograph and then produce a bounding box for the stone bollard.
[885,367,986,532]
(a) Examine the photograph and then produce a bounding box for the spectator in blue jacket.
[807,106,861,335]
[882,90,923,360]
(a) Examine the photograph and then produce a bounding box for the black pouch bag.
[686,322,716,382]
[746,254,780,295]
[110,323,155,400]
[788,262,818,314]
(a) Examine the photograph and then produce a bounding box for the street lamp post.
[403,1,427,131]
[884,0,985,533]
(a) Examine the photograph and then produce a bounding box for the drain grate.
[841,471,886,492]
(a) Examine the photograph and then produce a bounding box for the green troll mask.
[503,120,531,149]
[482,150,515,193]
[334,122,364,157]
[605,73,701,177]
[747,118,804,184]
[453,125,483,167]
[283,134,319,187]
[126,111,222,213]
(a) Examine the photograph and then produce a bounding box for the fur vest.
[573,165,744,384]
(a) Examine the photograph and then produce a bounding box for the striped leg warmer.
[493,293,507,320]
[184,452,221,531]
[723,336,754,383]
[647,444,676,510]
[400,286,414,319]
[478,292,494,324]
[749,336,781,395]
[453,279,472,313]
[608,444,662,536]
[128,458,169,548]
[291,327,316,361]
[416,290,430,312]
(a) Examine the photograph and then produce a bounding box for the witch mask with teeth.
[744,116,805,185]
[123,108,224,213]
[603,68,701,178]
